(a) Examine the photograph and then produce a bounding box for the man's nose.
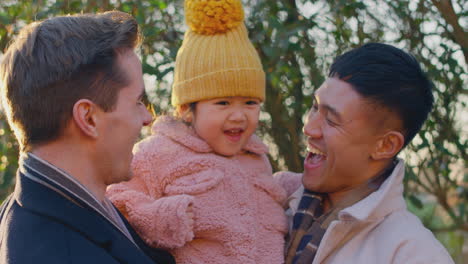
[142,107,153,127]
[303,110,322,138]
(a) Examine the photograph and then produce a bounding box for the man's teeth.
[307,147,325,156]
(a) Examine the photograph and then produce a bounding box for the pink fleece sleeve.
[107,179,195,249]
[273,171,303,197]
[106,139,198,249]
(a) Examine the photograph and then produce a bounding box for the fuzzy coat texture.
[107,116,288,264]
[275,159,454,264]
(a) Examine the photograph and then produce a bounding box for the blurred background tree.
[0,0,466,262]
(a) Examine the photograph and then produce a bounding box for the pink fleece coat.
[106,116,288,264]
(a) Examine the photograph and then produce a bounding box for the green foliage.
[0,116,17,202]
[0,0,466,262]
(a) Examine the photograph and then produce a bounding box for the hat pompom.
[185,0,244,35]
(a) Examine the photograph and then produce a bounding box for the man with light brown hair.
[0,11,174,263]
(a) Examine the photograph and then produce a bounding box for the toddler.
[107,0,288,263]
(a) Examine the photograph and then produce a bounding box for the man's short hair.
[0,11,141,151]
[329,43,434,147]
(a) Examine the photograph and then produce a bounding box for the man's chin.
[302,177,321,192]
[110,171,133,185]
[123,170,133,182]
[302,170,322,189]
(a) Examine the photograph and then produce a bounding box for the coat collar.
[13,164,158,264]
[288,159,407,222]
[340,159,407,221]
[152,115,269,155]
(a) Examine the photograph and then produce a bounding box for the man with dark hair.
[278,43,454,264]
[0,12,174,263]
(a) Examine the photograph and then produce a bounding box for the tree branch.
[430,0,468,64]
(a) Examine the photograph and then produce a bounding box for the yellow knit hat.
[171,0,265,106]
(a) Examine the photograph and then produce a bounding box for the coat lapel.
[15,172,156,264]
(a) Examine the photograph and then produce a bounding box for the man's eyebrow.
[313,94,343,122]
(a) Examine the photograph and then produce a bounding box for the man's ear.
[370,131,404,160]
[72,99,100,138]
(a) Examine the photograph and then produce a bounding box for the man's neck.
[31,142,106,202]
[324,159,396,213]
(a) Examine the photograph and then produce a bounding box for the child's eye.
[215,101,229,105]
[246,100,259,105]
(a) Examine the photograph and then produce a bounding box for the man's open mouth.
[305,146,327,167]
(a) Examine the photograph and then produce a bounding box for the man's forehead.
[315,78,363,106]
[314,78,377,121]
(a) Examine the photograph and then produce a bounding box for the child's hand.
[273,171,303,197]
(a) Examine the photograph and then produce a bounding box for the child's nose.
[228,109,247,122]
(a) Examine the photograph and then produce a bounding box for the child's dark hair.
[329,43,434,147]
[171,102,197,125]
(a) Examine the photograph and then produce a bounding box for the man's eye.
[326,118,338,126]
[311,102,319,112]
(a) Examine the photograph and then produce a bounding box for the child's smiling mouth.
[224,128,245,142]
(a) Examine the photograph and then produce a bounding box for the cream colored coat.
[278,159,454,264]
